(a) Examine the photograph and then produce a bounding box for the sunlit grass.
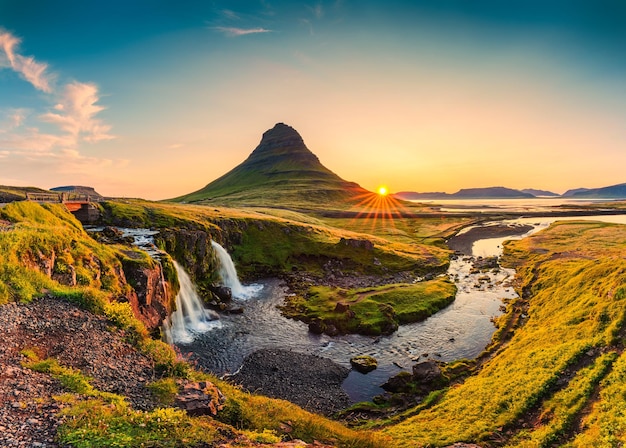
[383,221,626,446]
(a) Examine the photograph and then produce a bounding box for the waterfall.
[164,261,221,344]
[211,240,262,299]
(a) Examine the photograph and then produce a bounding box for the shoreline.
[446,223,535,256]
[229,348,351,416]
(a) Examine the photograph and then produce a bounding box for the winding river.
[123,213,626,404]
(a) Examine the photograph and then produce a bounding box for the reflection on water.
[175,213,626,404]
[178,259,517,403]
[412,198,616,213]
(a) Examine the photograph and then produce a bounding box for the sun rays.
[348,186,411,233]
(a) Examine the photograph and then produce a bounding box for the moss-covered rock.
[350,355,378,373]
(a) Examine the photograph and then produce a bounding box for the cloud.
[0,108,28,133]
[309,3,324,19]
[212,26,273,37]
[40,81,115,143]
[0,31,53,92]
[0,29,116,177]
[222,9,240,20]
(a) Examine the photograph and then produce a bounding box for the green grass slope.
[171,123,370,209]
[383,220,626,447]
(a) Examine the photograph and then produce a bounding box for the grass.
[96,199,451,284]
[382,221,626,446]
[566,351,626,447]
[2,201,391,447]
[283,279,456,335]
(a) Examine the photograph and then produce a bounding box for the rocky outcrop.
[173,380,225,416]
[156,229,218,286]
[382,360,444,394]
[28,243,172,332]
[121,260,172,331]
[338,237,374,251]
[350,355,378,373]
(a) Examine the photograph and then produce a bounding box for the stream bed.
[177,239,520,403]
[120,213,626,404]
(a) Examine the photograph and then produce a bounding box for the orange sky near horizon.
[1,2,626,199]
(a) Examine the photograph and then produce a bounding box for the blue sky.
[1,0,625,198]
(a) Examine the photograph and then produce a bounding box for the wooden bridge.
[26,192,103,222]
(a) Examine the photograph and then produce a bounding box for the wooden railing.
[26,192,103,203]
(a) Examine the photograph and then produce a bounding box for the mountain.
[394,191,451,200]
[521,188,559,197]
[562,187,592,197]
[172,123,368,207]
[452,187,534,198]
[394,186,533,200]
[565,182,626,199]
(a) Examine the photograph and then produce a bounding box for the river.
[122,213,626,404]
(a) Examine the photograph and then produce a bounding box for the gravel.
[230,348,351,416]
[0,296,160,447]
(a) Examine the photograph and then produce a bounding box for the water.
[411,197,617,213]
[178,242,519,402]
[164,261,221,344]
[211,241,263,299]
[110,215,626,403]
[176,213,626,403]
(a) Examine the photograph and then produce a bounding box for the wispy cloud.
[40,81,115,143]
[0,30,116,177]
[212,26,272,37]
[309,3,324,19]
[222,9,240,20]
[0,31,53,92]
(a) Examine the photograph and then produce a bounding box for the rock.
[52,264,77,287]
[381,371,413,393]
[225,306,244,314]
[350,355,378,374]
[173,380,226,417]
[412,360,442,384]
[338,237,374,251]
[121,262,172,331]
[230,349,350,416]
[334,302,350,313]
[308,319,325,334]
[210,285,233,302]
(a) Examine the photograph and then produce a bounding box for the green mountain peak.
[171,123,368,208]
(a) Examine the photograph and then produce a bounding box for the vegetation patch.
[382,221,626,446]
[282,278,455,336]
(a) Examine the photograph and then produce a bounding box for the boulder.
[334,302,350,313]
[338,237,374,251]
[381,371,413,393]
[350,355,378,374]
[173,380,225,417]
[412,360,442,384]
[210,285,233,302]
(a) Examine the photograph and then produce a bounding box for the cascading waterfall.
[164,261,221,344]
[211,240,262,299]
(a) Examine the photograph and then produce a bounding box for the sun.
[377,185,389,196]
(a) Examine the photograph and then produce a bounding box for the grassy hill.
[382,220,626,446]
[171,123,371,209]
[0,185,55,202]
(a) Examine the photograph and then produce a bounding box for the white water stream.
[164,261,221,344]
[211,241,263,299]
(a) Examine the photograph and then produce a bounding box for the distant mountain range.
[562,183,626,198]
[395,183,626,200]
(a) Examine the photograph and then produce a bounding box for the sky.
[1,0,625,199]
